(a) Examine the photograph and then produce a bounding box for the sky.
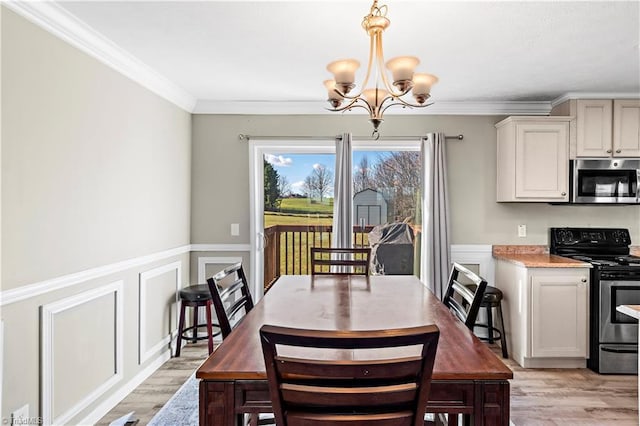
[265,151,388,196]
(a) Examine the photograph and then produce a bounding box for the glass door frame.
[248,138,422,301]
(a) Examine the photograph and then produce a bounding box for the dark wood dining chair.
[429,263,487,426]
[310,247,371,275]
[442,262,488,330]
[206,262,255,339]
[207,263,274,425]
[259,324,440,426]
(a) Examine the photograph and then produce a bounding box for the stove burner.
[615,256,640,266]
[567,254,640,267]
[571,255,593,261]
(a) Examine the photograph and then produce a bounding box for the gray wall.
[191,114,640,246]
[1,8,191,423]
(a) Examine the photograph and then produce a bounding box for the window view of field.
[263,151,421,287]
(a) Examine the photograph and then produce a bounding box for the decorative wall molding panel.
[41,281,124,426]
[78,349,171,425]
[0,245,190,306]
[138,261,183,365]
[450,244,495,286]
[197,256,243,284]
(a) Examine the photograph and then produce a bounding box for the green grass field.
[278,197,333,214]
[265,197,333,227]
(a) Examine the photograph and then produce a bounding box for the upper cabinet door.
[576,99,613,157]
[613,100,640,157]
[515,122,569,200]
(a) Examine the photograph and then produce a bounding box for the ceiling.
[10,1,640,114]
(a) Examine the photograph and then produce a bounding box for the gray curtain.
[421,132,451,299]
[332,133,353,249]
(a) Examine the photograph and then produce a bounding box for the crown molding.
[551,92,640,107]
[3,0,197,112]
[6,1,636,117]
[193,99,553,115]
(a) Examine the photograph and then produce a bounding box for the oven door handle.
[601,346,638,354]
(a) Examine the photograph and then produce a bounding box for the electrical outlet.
[231,223,240,236]
[11,404,29,425]
[518,224,527,238]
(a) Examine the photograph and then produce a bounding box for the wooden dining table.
[196,274,513,426]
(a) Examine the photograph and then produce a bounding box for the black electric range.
[550,227,640,374]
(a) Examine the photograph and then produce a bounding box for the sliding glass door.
[249,138,422,299]
[352,140,422,277]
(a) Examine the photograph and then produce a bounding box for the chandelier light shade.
[323,0,439,136]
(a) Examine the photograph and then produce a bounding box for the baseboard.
[78,349,171,425]
[521,357,586,369]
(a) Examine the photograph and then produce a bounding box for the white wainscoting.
[41,281,124,426]
[0,245,190,306]
[78,349,170,425]
[138,261,183,365]
[450,245,495,285]
[197,256,244,284]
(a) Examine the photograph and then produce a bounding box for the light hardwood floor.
[98,342,638,425]
[96,343,212,426]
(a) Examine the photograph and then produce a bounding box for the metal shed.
[353,189,388,226]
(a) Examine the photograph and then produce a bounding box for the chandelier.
[323,0,438,136]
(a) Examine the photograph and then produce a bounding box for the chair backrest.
[206,263,254,339]
[442,262,488,329]
[259,324,439,426]
[310,247,371,275]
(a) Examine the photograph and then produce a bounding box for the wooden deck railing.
[263,224,374,289]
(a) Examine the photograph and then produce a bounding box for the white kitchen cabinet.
[576,99,613,157]
[573,99,640,157]
[613,99,640,157]
[496,116,570,202]
[530,273,588,358]
[495,260,590,368]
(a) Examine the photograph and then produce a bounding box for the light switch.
[518,224,527,238]
[231,223,240,236]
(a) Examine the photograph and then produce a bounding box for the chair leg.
[206,300,214,354]
[192,304,199,343]
[175,301,186,357]
[486,305,494,344]
[497,302,509,359]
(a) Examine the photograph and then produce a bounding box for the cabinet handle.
[581,278,587,283]
[606,149,612,153]
[616,149,622,153]
[561,192,567,196]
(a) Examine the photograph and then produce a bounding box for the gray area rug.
[148,373,198,426]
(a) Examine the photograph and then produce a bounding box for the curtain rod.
[238,134,463,141]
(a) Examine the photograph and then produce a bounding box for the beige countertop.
[617,305,640,321]
[492,245,591,268]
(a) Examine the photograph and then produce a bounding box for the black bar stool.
[466,284,509,359]
[175,284,221,357]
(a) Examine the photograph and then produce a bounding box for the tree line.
[264,152,420,221]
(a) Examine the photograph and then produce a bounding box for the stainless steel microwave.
[571,159,640,204]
